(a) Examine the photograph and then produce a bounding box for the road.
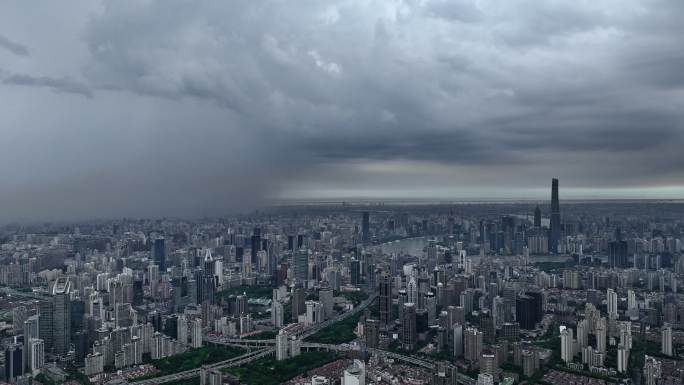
[205,291,475,385]
[133,292,377,384]
[131,348,273,385]
[1,287,49,300]
[205,291,378,346]
[131,291,475,385]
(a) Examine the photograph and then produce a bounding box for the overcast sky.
[1,0,683,221]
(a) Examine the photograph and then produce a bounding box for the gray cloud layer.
[1,0,684,221]
[0,34,29,56]
[3,72,93,98]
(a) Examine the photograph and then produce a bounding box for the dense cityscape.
[3,1,684,384]
[0,179,681,385]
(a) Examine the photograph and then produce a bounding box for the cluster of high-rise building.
[0,179,681,384]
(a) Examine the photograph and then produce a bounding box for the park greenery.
[629,338,673,368]
[34,373,56,385]
[131,345,245,382]
[216,285,274,300]
[154,345,245,374]
[305,313,361,344]
[223,351,340,385]
[335,290,368,306]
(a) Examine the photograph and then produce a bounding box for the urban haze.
[0,2,683,385]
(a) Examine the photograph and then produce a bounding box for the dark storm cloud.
[0,34,29,56]
[77,1,684,161]
[3,73,93,98]
[2,0,684,220]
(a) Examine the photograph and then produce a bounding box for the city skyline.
[2,2,684,385]
[1,1,684,221]
[1,193,682,384]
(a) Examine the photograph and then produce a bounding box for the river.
[376,236,431,256]
[376,236,573,263]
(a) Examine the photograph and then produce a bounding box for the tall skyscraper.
[560,326,574,363]
[362,211,370,243]
[407,276,417,305]
[24,314,39,372]
[609,240,629,268]
[426,292,436,326]
[292,287,305,322]
[464,327,483,362]
[522,350,537,377]
[250,227,261,265]
[318,288,334,321]
[617,344,629,373]
[292,250,308,283]
[452,323,464,357]
[152,238,166,271]
[479,310,495,344]
[661,324,672,356]
[305,300,323,325]
[177,315,188,345]
[549,178,561,253]
[28,339,44,375]
[40,277,72,356]
[644,356,662,385]
[271,300,284,328]
[350,259,361,286]
[364,319,379,348]
[516,294,540,330]
[627,290,638,319]
[276,331,289,361]
[401,303,416,350]
[153,238,166,270]
[577,319,589,349]
[607,289,618,319]
[190,318,203,348]
[4,343,23,382]
[596,317,607,353]
[533,205,541,228]
[378,272,392,326]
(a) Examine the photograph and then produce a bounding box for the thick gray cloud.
[0,34,29,56]
[1,0,684,221]
[2,72,93,98]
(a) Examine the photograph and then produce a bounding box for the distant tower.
[250,227,261,265]
[549,178,561,253]
[533,206,541,228]
[153,238,166,270]
[362,211,370,243]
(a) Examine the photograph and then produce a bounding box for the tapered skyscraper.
[549,178,560,253]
